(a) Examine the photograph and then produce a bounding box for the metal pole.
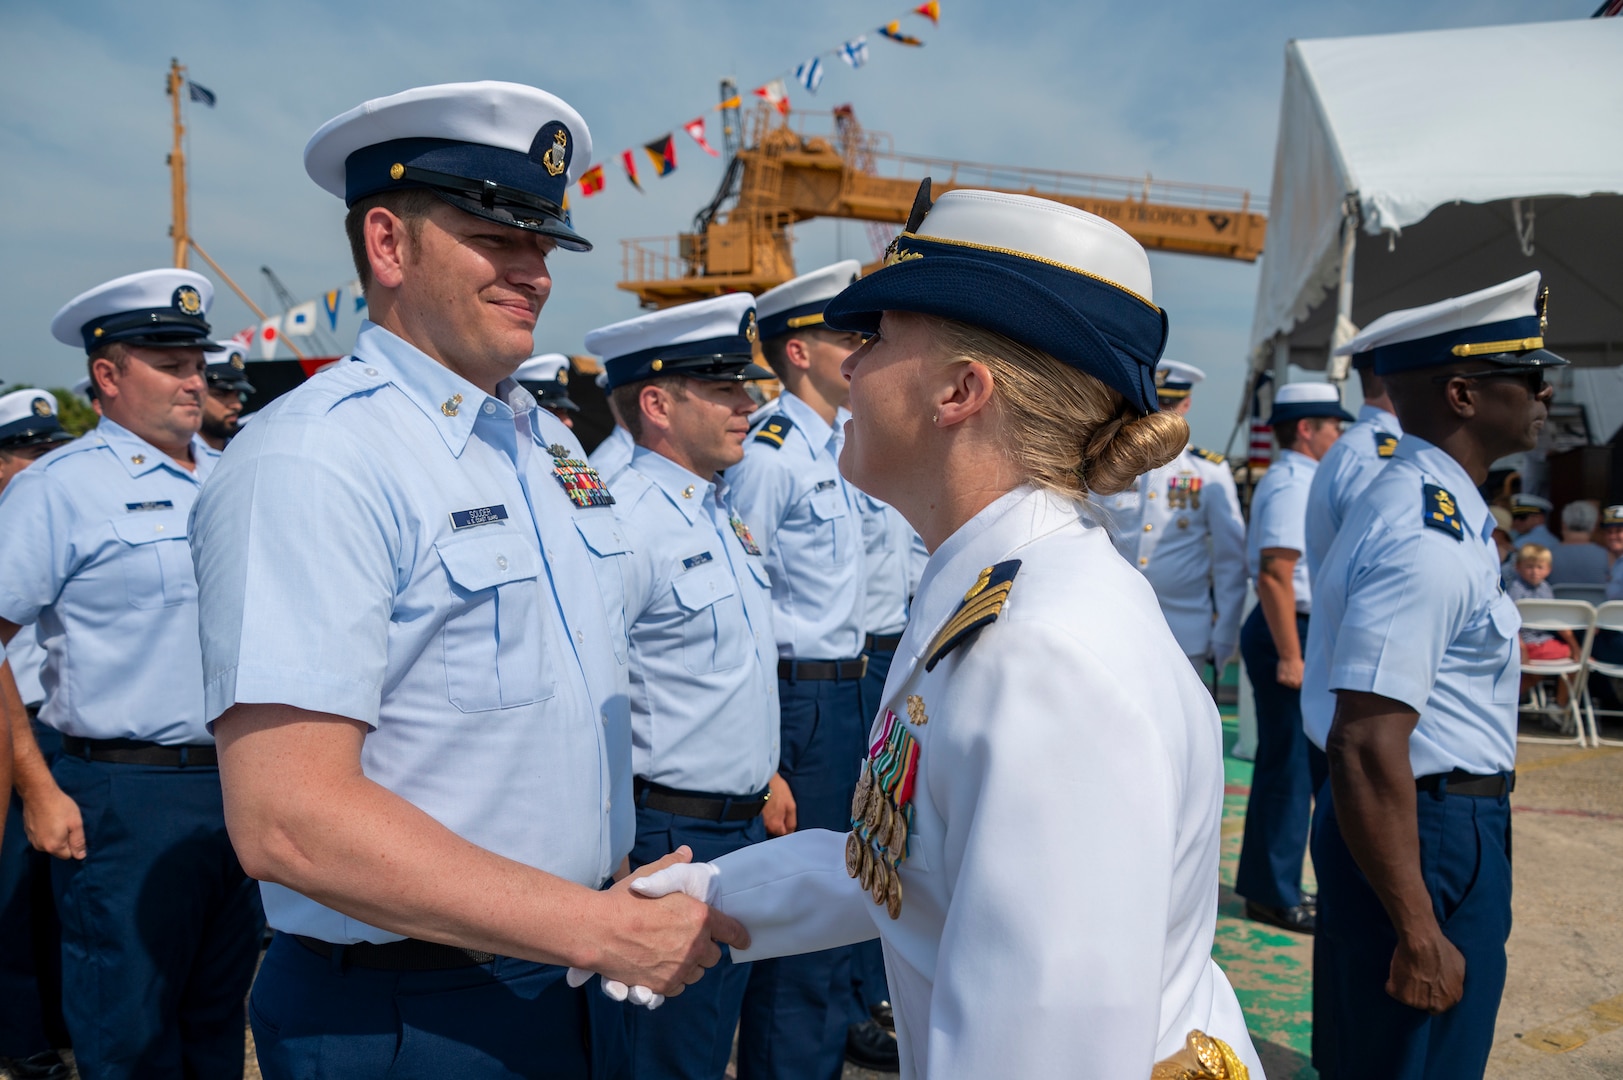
[1327,202,1359,383]
[167,59,188,269]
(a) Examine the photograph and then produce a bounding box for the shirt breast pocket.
[1484,595,1523,706]
[110,510,195,609]
[673,565,745,674]
[573,515,631,665]
[807,488,849,563]
[436,534,553,713]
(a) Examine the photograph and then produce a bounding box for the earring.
[932,412,939,423]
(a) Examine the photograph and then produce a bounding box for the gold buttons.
[1139,556,1149,566]
[651,359,664,372]
[390,163,405,180]
[1143,523,1153,532]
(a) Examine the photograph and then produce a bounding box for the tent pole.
[1328,203,1359,382]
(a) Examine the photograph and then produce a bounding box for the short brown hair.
[758,326,847,382]
[611,376,690,441]
[1273,415,1337,452]
[917,314,1186,498]
[1516,543,1552,566]
[344,189,441,290]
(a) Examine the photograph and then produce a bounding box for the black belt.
[634,778,770,822]
[778,657,867,681]
[864,633,904,653]
[292,932,495,971]
[61,736,217,768]
[1415,769,1515,798]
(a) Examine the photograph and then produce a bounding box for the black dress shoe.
[0,1050,73,1080]
[1300,890,1318,913]
[845,1016,900,1072]
[870,999,895,1032]
[1245,899,1316,935]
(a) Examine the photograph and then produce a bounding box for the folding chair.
[1583,600,1623,747]
[1553,582,1608,606]
[1515,598,1596,748]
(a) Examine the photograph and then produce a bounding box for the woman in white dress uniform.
[622,188,1262,1078]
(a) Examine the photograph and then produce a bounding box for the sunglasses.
[1433,368,1548,394]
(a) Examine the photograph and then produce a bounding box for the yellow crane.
[621,100,1266,308]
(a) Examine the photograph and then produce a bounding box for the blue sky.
[0,0,1582,449]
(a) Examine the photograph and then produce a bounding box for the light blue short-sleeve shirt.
[1302,436,1519,777]
[859,492,918,640]
[0,420,218,743]
[591,425,635,487]
[1304,405,1401,579]
[191,322,633,943]
[725,393,867,660]
[1246,449,1318,613]
[6,626,46,709]
[614,448,779,795]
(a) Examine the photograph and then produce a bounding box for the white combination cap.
[51,269,216,354]
[756,260,863,339]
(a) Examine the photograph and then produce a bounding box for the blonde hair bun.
[1081,409,1188,496]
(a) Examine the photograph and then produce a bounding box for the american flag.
[187,81,216,107]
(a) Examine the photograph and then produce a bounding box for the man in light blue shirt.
[0,388,75,1079]
[1304,271,1558,1077]
[1237,382,1351,936]
[587,293,781,1080]
[729,260,873,1080]
[0,269,261,1080]
[189,82,744,1080]
[590,370,637,485]
[1304,351,1402,579]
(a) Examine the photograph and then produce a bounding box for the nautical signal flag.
[913,2,941,24]
[579,164,605,196]
[795,56,825,93]
[644,135,677,178]
[684,117,720,157]
[840,36,870,68]
[322,289,341,331]
[754,79,790,116]
[284,300,317,336]
[879,20,925,45]
[622,149,644,192]
[717,94,742,110]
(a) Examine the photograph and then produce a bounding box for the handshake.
[568,847,731,1009]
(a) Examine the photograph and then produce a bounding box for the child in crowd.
[1508,544,1579,715]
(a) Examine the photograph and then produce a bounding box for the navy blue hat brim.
[823,250,1166,414]
[0,425,72,451]
[1473,346,1569,369]
[1267,403,1357,426]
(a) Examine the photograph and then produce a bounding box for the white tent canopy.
[1249,18,1623,380]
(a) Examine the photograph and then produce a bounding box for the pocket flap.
[747,560,772,590]
[808,489,846,521]
[1489,596,1522,638]
[573,515,631,557]
[673,566,738,612]
[110,509,189,545]
[436,534,538,593]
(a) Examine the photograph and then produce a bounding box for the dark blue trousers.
[737,673,867,1080]
[851,647,896,1019]
[629,802,766,1080]
[50,754,262,1080]
[1237,608,1328,909]
[0,718,66,1059]
[251,933,630,1079]
[1311,777,1512,1079]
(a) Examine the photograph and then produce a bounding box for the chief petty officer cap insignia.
[1423,484,1465,541]
[1265,382,1356,426]
[822,183,1170,415]
[752,412,795,448]
[1603,505,1623,528]
[0,389,74,451]
[50,268,219,355]
[1510,494,1552,515]
[1334,271,1568,376]
[513,352,579,412]
[585,293,774,392]
[1153,359,1205,401]
[303,81,595,251]
[756,259,864,341]
[204,340,256,394]
[924,559,1022,672]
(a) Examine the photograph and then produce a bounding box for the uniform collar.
[630,445,716,524]
[1278,448,1318,472]
[903,484,1080,664]
[1394,435,1494,543]
[1358,403,1401,432]
[97,417,211,480]
[777,392,837,458]
[351,321,512,458]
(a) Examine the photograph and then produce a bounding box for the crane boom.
[621,103,1266,308]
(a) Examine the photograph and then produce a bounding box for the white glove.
[565,861,723,1009]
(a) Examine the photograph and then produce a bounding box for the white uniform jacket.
[707,485,1262,1079]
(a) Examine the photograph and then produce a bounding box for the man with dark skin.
[1304,272,1560,1077]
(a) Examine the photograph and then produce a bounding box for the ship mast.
[164,58,306,359]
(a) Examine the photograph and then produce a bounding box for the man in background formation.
[199,340,254,451]
[515,351,581,429]
[0,388,75,1080]
[587,294,781,1079]
[1304,346,1402,578]
[1235,382,1352,935]
[0,269,263,1080]
[1101,359,1247,676]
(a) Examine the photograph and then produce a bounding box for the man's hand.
[763,772,797,837]
[580,847,749,999]
[1387,927,1466,1013]
[1276,655,1305,689]
[24,784,86,860]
